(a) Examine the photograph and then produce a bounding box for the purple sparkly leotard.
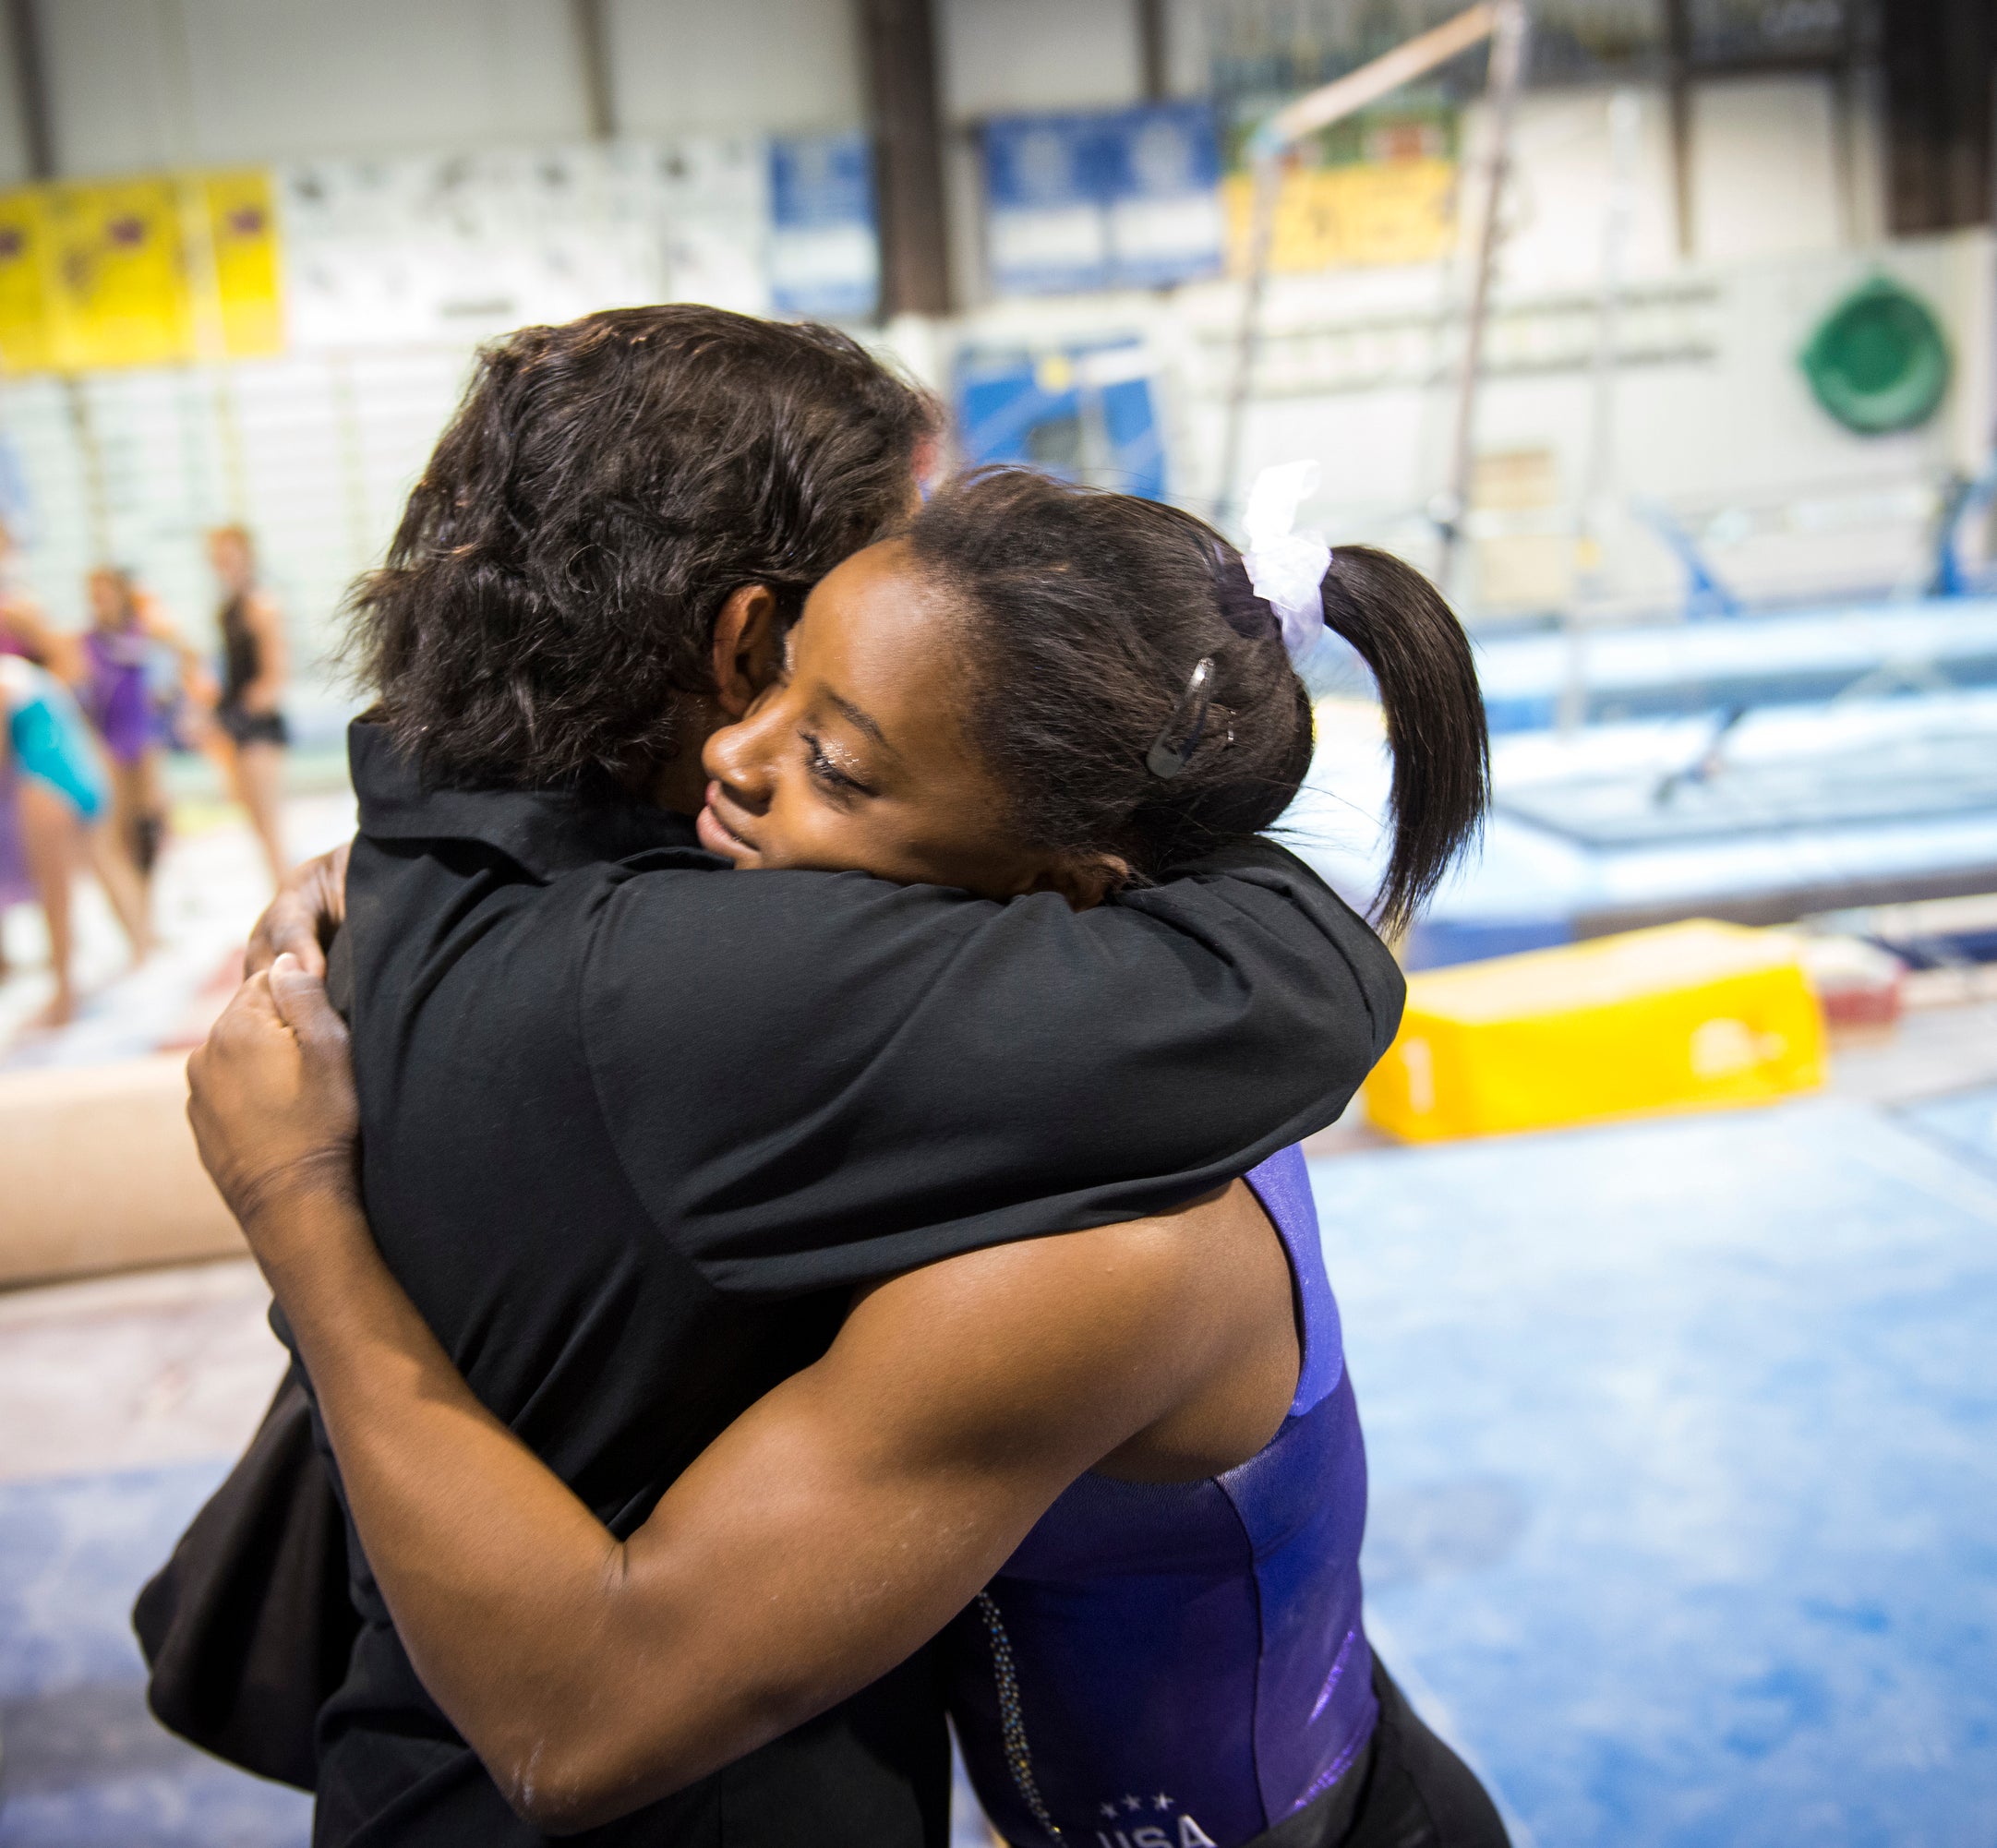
[82,624,154,766]
[944,1144,1373,1848]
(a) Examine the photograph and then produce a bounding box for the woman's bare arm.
[187,961,1285,1834]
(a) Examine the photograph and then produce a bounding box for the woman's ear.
[710,585,785,718]
[1027,855,1131,912]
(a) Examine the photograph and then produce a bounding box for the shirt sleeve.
[579,838,1404,1298]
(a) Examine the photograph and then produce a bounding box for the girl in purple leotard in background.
[79,565,200,935]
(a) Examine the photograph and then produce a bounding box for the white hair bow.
[1242,461,1331,663]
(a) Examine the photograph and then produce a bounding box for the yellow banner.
[44,176,196,369]
[1225,158,1458,274]
[194,169,284,359]
[0,167,284,374]
[0,189,55,373]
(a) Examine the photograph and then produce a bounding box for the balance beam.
[0,1056,245,1288]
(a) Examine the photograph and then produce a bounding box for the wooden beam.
[1137,0,1168,102]
[1882,0,1993,235]
[1262,2,1498,150]
[1937,0,1992,227]
[571,0,616,141]
[860,0,951,318]
[5,0,55,179]
[1662,0,1694,259]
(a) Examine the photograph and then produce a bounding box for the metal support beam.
[860,0,951,317]
[1215,1,1512,526]
[1662,0,1694,259]
[1881,0,1992,234]
[571,0,616,140]
[5,0,55,179]
[1435,0,1528,594]
[1137,0,1168,103]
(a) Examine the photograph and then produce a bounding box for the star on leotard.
[1124,1794,1142,1812]
[1101,1804,1119,1820]
[1154,1794,1173,1811]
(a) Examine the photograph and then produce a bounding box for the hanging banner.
[280,138,769,352]
[1105,102,1225,289]
[43,176,194,370]
[0,167,288,372]
[1223,157,1458,273]
[197,168,284,358]
[769,131,878,321]
[0,189,54,374]
[984,102,1224,298]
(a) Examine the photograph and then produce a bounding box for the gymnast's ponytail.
[903,468,1487,937]
[1316,546,1488,937]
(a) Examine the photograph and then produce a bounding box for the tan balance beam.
[0,1056,244,1288]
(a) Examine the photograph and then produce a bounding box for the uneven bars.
[1214,1,1516,526]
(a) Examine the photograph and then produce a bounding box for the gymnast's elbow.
[491,1730,671,1837]
[486,1684,809,1835]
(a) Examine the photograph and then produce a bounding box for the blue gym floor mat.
[1313,1097,1997,1848]
[6,1092,1993,1846]
[1896,1085,1997,1182]
[0,1461,311,1847]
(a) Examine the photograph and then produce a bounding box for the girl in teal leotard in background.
[0,652,149,1028]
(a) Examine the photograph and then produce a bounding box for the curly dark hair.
[346,306,937,791]
[907,469,1487,933]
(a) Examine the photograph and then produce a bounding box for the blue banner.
[769,131,879,320]
[982,102,1222,297]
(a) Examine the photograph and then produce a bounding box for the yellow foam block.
[1364,920,1827,1143]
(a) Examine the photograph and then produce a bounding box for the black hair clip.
[1147,655,1216,780]
[1211,546,1281,642]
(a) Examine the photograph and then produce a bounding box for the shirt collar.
[348,719,703,879]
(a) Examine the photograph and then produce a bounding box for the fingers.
[244,892,327,980]
[242,841,350,979]
[325,840,351,932]
[186,971,280,1122]
[268,952,351,1052]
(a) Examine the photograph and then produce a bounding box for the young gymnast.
[206,524,291,889]
[0,528,71,988]
[190,466,1498,1848]
[80,566,199,919]
[1,652,150,1025]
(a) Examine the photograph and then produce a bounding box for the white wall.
[1471,73,1876,295]
[605,0,863,138]
[7,0,1201,172]
[40,0,594,173]
[1487,86,1682,292]
[22,0,873,176]
[937,0,1142,122]
[1690,76,1845,262]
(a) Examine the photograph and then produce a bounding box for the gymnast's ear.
[710,584,785,718]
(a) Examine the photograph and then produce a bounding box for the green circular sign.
[1800,277,1953,436]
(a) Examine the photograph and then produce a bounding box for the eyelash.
[802,733,869,798]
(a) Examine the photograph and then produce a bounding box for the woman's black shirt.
[302,722,1404,1848]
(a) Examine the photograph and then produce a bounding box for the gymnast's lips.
[697,783,757,860]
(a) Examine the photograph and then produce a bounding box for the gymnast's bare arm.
[186,959,1297,1836]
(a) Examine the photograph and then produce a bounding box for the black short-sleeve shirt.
[304,723,1403,1848]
